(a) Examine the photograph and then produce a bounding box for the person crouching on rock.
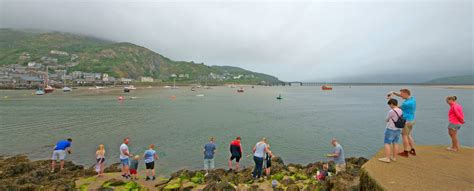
[130,155,140,180]
[326,138,346,174]
[229,136,242,171]
[252,137,270,179]
[51,138,72,173]
[315,163,329,181]
[446,96,465,152]
[379,99,403,163]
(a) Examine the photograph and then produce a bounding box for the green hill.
[426,75,474,85]
[0,28,280,84]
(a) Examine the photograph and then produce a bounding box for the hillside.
[426,75,474,85]
[0,29,280,84]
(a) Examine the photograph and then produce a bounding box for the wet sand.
[362,145,474,191]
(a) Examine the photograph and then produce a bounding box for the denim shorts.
[448,123,461,130]
[384,128,401,144]
[120,158,129,166]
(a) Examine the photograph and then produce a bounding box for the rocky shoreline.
[0,155,368,190]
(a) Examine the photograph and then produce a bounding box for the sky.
[0,0,472,82]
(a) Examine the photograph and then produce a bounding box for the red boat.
[237,87,244,93]
[321,85,333,90]
[44,85,54,93]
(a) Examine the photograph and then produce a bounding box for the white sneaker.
[390,157,396,161]
[378,158,391,163]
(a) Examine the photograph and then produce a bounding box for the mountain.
[426,75,474,85]
[0,28,280,84]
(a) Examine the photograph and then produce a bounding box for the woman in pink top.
[446,96,465,152]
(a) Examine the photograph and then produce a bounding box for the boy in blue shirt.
[51,138,72,173]
[143,144,159,181]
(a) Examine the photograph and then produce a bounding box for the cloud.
[1,0,472,82]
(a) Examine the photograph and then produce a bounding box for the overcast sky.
[0,0,472,82]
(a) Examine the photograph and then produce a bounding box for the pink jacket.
[448,103,465,125]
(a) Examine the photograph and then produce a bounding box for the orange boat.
[321,85,333,90]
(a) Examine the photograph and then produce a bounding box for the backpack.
[392,109,406,128]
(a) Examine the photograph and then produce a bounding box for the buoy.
[276,94,283,100]
[118,96,124,100]
[170,95,176,100]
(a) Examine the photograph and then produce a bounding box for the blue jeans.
[253,156,264,178]
[384,128,401,144]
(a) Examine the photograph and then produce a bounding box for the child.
[379,99,403,163]
[95,144,105,176]
[446,96,465,152]
[143,144,159,181]
[130,155,140,180]
[315,163,329,181]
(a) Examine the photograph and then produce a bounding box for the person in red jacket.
[228,137,242,171]
[446,96,465,152]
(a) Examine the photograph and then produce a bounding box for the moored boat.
[321,85,333,90]
[35,89,45,95]
[237,87,244,93]
[62,87,72,92]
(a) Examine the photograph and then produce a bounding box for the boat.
[237,87,244,93]
[35,89,45,95]
[191,87,196,91]
[276,94,283,100]
[126,85,136,90]
[62,87,72,92]
[123,88,130,93]
[196,94,204,97]
[43,66,54,93]
[89,86,105,90]
[164,85,171,89]
[321,85,333,90]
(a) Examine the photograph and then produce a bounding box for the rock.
[164,178,182,191]
[204,172,221,183]
[170,169,195,180]
[287,184,300,191]
[281,176,295,186]
[204,181,236,191]
[180,181,195,191]
[103,178,126,186]
[103,163,121,173]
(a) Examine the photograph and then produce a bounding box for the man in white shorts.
[51,138,72,173]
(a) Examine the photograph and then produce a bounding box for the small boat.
[62,87,72,92]
[126,85,136,90]
[44,85,54,93]
[237,87,244,93]
[191,87,196,91]
[123,88,130,93]
[276,94,283,100]
[35,89,45,95]
[252,86,255,88]
[164,85,171,89]
[321,85,333,90]
[196,94,204,97]
[147,86,152,88]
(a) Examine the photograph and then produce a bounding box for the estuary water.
[0,86,472,175]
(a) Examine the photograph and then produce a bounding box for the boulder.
[103,178,126,187]
[103,163,121,173]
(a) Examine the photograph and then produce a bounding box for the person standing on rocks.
[388,89,417,157]
[120,138,133,179]
[229,136,242,171]
[252,137,270,179]
[95,144,106,176]
[379,99,403,163]
[51,138,72,173]
[264,144,274,177]
[445,96,465,152]
[203,137,217,175]
[143,144,159,181]
[326,138,346,174]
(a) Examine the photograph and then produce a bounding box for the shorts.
[120,158,129,166]
[204,159,215,170]
[230,155,241,162]
[384,128,401,144]
[52,150,67,161]
[448,123,461,131]
[96,158,105,163]
[402,121,415,135]
[335,163,346,174]
[130,169,137,175]
[145,161,155,170]
[266,160,272,168]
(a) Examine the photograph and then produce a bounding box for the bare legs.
[383,144,399,161]
[265,167,271,176]
[228,159,240,171]
[448,128,460,151]
[51,160,65,172]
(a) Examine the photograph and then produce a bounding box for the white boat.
[126,85,136,90]
[196,94,204,97]
[62,87,72,92]
[35,89,45,95]
[164,85,171,89]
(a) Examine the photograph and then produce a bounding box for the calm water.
[0,86,472,175]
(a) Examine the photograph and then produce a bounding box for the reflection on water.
[0,86,472,175]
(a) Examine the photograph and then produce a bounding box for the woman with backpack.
[379,98,404,163]
[446,96,465,152]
